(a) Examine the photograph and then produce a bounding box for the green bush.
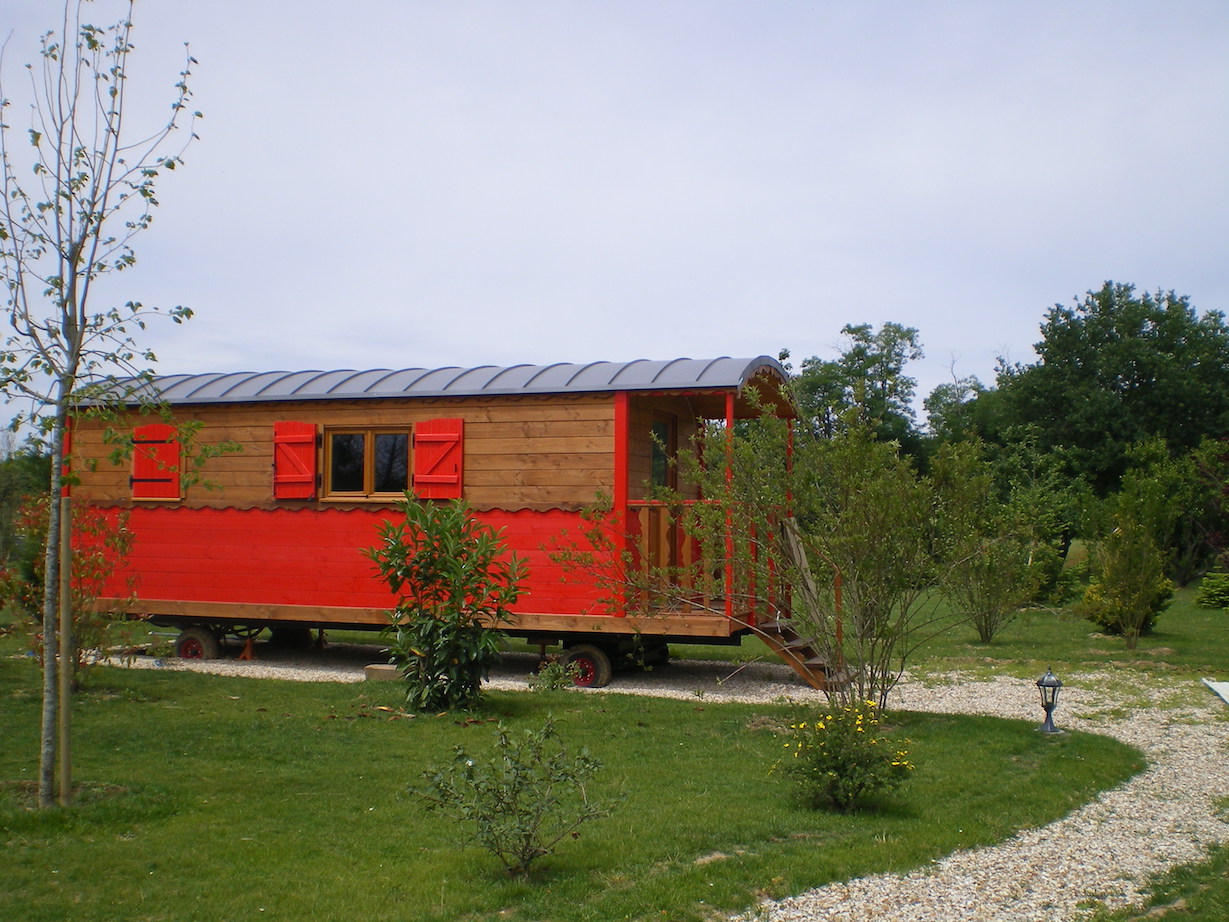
[781,701,913,812]
[526,654,580,692]
[415,718,617,877]
[366,494,525,711]
[1196,573,1229,609]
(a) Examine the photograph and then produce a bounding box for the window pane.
[651,420,672,488]
[373,432,409,493]
[330,433,365,492]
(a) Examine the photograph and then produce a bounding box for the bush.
[366,494,525,711]
[526,654,580,692]
[1078,521,1173,648]
[415,718,617,877]
[780,701,913,812]
[1196,573,1229,609]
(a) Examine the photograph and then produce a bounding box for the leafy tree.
[0,0,199,806]
[992,282,1229,494]
[1079,477,1174,648]
[923,374,986,443]
[790,322,925,452]
[366,494,526,712]
[680,410,948,708]
[931,439,1053,642]
[0,435,49,568]
[1114,438,1229,586]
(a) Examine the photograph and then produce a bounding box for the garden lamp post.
[1036,668,1063,734]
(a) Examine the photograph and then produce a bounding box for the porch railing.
[624,500,784,626]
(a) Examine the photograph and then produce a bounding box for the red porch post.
[724,391,735,619]
[614,391,630,617]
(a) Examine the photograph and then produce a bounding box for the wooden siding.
[71,394,616,511]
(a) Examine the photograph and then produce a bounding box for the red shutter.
[273,422,318,499]
[131,423,180,499]
[413,418,464,499]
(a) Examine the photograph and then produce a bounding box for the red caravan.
[72,356,801,686]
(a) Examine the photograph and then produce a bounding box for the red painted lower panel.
[107,506,610,616]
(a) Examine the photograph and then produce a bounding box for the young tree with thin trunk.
[0,0,198,807]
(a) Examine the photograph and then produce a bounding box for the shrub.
[526,654,580,692]
[780,700,913,812]
[1196,573,1229,609]
[366,494,525,711]
[1078,519,1173,648]
[415,718,617,877]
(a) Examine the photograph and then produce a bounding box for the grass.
[669,582,1229,683]
[4,577,1227,921]
[0,641,1141,922]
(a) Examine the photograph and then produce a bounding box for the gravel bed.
[115,646,1229,922]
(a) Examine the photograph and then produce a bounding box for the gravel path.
[117,645,1229,922]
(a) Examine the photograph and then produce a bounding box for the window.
[324,429,410,497]
[650,414,677,490]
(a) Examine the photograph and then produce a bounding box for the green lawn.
[1,643,1139,922]
[4,579,1227,921]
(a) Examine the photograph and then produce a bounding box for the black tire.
[174,626,221,660]
[564,643,613,688]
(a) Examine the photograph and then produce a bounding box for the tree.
[922,373,985,443]
[1078,477,1174,649]
[680,410,949,708]
[366,494,526,712]
[931,439,1053,642]
[790,322,925,452]
[0,434,49,567]
[992,283,1229,494]
[0,1,198,806]
[1114,438,1229,586]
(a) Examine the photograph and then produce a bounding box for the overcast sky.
[3,0,1227,418]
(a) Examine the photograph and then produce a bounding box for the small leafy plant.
[415,718,617,877]
[781,700,913,812]
[1196,573,1229,609]
[366,493,525,711]
[527,654,580,692]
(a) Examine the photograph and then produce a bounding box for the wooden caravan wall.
[71,393,616,511]
[625,394,702,502]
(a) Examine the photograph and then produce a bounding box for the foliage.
[1114,438,1229,586]
[787,322,925,452]
[1079,480,1174,647]
[366,493,525,711]
[526,654,581,692]
[780,700,913,812]
[1196,573,1229,609]
[679,410,949,708]
[0,0,199,806]
[989,282,1229,495]
[922,373,986,443]
[932,440,1053,642]
[415,717,616,877]
[0,495,136,683]
[0,437,50,567]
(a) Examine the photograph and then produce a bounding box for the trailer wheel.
[174,627,221,660]
[564,644,613,688]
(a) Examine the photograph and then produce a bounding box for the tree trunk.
[38,408,66,808]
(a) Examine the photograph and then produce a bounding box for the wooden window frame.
[322,427,411,500]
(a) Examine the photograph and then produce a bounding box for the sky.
[2,0,1227,422]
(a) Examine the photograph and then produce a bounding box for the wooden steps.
[751,618,850,691]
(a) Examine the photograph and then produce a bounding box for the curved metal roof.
[119,356,789,406]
